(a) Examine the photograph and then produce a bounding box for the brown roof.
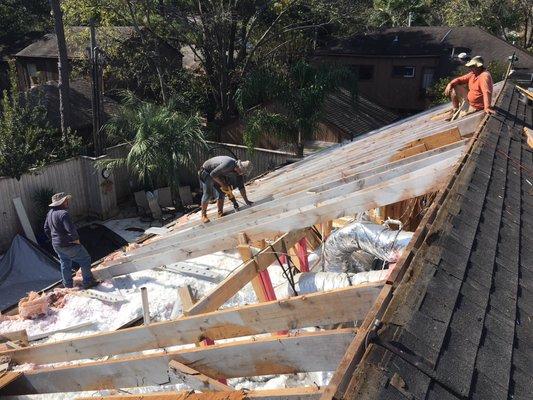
[28,79,118,130]
[14,27,137,59]
[322,89,399,139]
[318,26,533,71]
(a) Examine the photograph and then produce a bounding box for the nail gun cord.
[271,244,298,296]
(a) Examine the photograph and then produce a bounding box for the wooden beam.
[178,285,196,311]
[0,330,28,347]
[318,150,465,400]
[318,285,393,400]
[75,387,324,400]
[185,229,308,315]
[94,141,464,280]
[237,233,269,303]
[141,287,150,326]
[1,284,380,366]
[169,360,232,391]
[0,372,22,391]
[3,330,356,395]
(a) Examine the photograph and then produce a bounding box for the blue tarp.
[0,235,60,311]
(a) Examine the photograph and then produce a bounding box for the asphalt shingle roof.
[322,89,399,139]
[318,26,533,71]
[14,27,136,59]
[345,80,533,399]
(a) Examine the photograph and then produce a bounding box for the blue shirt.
[43,207,79,247]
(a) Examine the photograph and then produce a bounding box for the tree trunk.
[50,0,71,141]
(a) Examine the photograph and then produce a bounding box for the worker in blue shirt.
[44,192,97,289]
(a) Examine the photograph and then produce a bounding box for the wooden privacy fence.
[106,141,296,201]
[0,142,295,251]
[0,155,117,252]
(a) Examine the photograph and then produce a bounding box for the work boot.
[201,213,210,223]
[82,279,99,290]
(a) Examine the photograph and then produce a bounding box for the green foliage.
[370,0,428,27]
[0,0,51,46]
[0,62,82,179]
[440,0,522,39]
[238,60,357,155]
[427,60,510,106]
[101,91,206,193]
[32,187,55,224]
[426,76,450,106]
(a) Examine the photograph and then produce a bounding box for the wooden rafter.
[168,360,233,391]
[94,138,467,280]
[0,285,380,366]
[75,387,324,400]
[3,329,356,395]
[185,229,308,315]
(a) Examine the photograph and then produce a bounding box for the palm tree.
[237,60,357,157]
[101,92,206,197]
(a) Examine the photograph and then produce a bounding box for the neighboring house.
[315,26,533,113]
[13,26,138,91]
[221,89,399,151]
[28,78,118,143]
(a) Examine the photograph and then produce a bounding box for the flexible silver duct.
[322,220,413,273]
[279,270,391,297]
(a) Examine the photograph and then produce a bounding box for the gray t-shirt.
[201,156,244,189]
[202,156,237,178]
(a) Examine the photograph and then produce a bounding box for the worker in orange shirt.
[444,56,496,119]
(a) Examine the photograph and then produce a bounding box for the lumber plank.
[404,127,462,151]
[12,197,37,243]
[0,371,22,391]
[390,143,427,161]
[319,285,393,400]
[2,329,356,394]
[237,235,269,303]
[101,114,480,259]
[178,286,196,311]
[0,330,28,347]
[94,142,464,279]
[169,360,232,391]
[1,284,381,365]
[185,229,308,315]
[75,387,324,400]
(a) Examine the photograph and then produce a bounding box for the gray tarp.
[0,235,60,311]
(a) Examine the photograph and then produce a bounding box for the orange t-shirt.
[451,71,493,111]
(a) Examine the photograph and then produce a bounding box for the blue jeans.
[53,244,94,288]
[200,175,224,204]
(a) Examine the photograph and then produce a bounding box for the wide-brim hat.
[237,160,252,175]
[49,192,72,207]
[465,56,484,68]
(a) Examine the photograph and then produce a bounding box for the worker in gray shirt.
[44,192,97,289]
[198,156,253,223]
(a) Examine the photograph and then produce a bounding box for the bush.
[0,61,82,179]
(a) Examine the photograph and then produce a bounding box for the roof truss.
[0,85,504,397]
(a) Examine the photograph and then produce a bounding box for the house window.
[348,65,374,81]
[392,66,415,78]
[421,68,435,89]
[26,63,37,77]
